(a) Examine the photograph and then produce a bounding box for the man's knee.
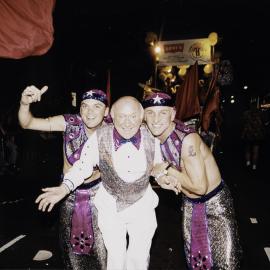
[126,252,150,270]
[106,248,126,270]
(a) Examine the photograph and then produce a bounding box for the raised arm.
[18,85,65,132]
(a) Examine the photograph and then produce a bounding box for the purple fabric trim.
[63,114,88,165]
[161,121,195,169]
[113,128,141,151]
[186,180,224,204]
[190,203,213,269]
[142,92,174,108]
[82,89,107,105]
[70,189,94,255]
[162,142,178,168]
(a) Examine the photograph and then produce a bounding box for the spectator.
[241,100,266,170]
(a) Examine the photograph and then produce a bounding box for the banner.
[157,38,212,66]
[0,0,55,59]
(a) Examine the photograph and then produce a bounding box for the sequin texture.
[97,124,155,212]
[182,183,242,269]
[59,183,107,270]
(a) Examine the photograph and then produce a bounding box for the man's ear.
[141,109,144,121]
[171,107,176,121]
[143,110,147,121]
[110,106,115,120]
[139,105,144,121]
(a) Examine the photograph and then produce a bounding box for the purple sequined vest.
[63,114,88,165]
[160,120,195,170]
[96,123,155,211]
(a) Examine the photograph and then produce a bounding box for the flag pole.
[106,69,111,107]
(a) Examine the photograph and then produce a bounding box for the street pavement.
[0,137,269,270]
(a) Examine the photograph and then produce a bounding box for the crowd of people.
[17,85,244,270]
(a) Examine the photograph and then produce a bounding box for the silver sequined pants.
[59,183,107,270]
[182,182,242,270]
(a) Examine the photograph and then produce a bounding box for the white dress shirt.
[63,130,163,191]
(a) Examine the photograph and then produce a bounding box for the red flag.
[0,0,55,59]
[175,61,200,121]
[201,65,221,132]
[198,65,219,108]
[205,65,219,98]
[201,86,221,131]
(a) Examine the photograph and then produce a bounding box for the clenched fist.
[21,85,48,105]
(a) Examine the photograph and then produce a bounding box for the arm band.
[62,179,75,192]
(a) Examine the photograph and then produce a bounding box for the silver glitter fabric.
[59,183,107,270]
[96,123,155,211]
[182,182,242,270]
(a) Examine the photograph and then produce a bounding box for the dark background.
[1,0,269,108]
[1,1,270,269]
[0,0,269,152]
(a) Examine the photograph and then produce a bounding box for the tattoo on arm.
[188,145,196,157]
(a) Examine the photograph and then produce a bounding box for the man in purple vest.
[19,85,108,270]
[35,96,165,270]
[143,92,242,270]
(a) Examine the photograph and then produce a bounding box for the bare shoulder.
[182,132,202,146]
[182,133,202,157]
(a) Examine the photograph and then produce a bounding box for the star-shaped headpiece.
[81,89,108,105]
[87,90,94,96]
[142,92,174,108]
[153,94,163,104]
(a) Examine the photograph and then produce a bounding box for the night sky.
[0,0,269,119]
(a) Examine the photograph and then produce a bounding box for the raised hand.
[21,85,48,105]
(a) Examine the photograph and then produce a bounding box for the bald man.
[36,96,166,270]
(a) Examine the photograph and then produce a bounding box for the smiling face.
[144,106,176,138]
[80,99,108,131]
[111,96,143,139]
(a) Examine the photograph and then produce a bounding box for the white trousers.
[94,184,159,270]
